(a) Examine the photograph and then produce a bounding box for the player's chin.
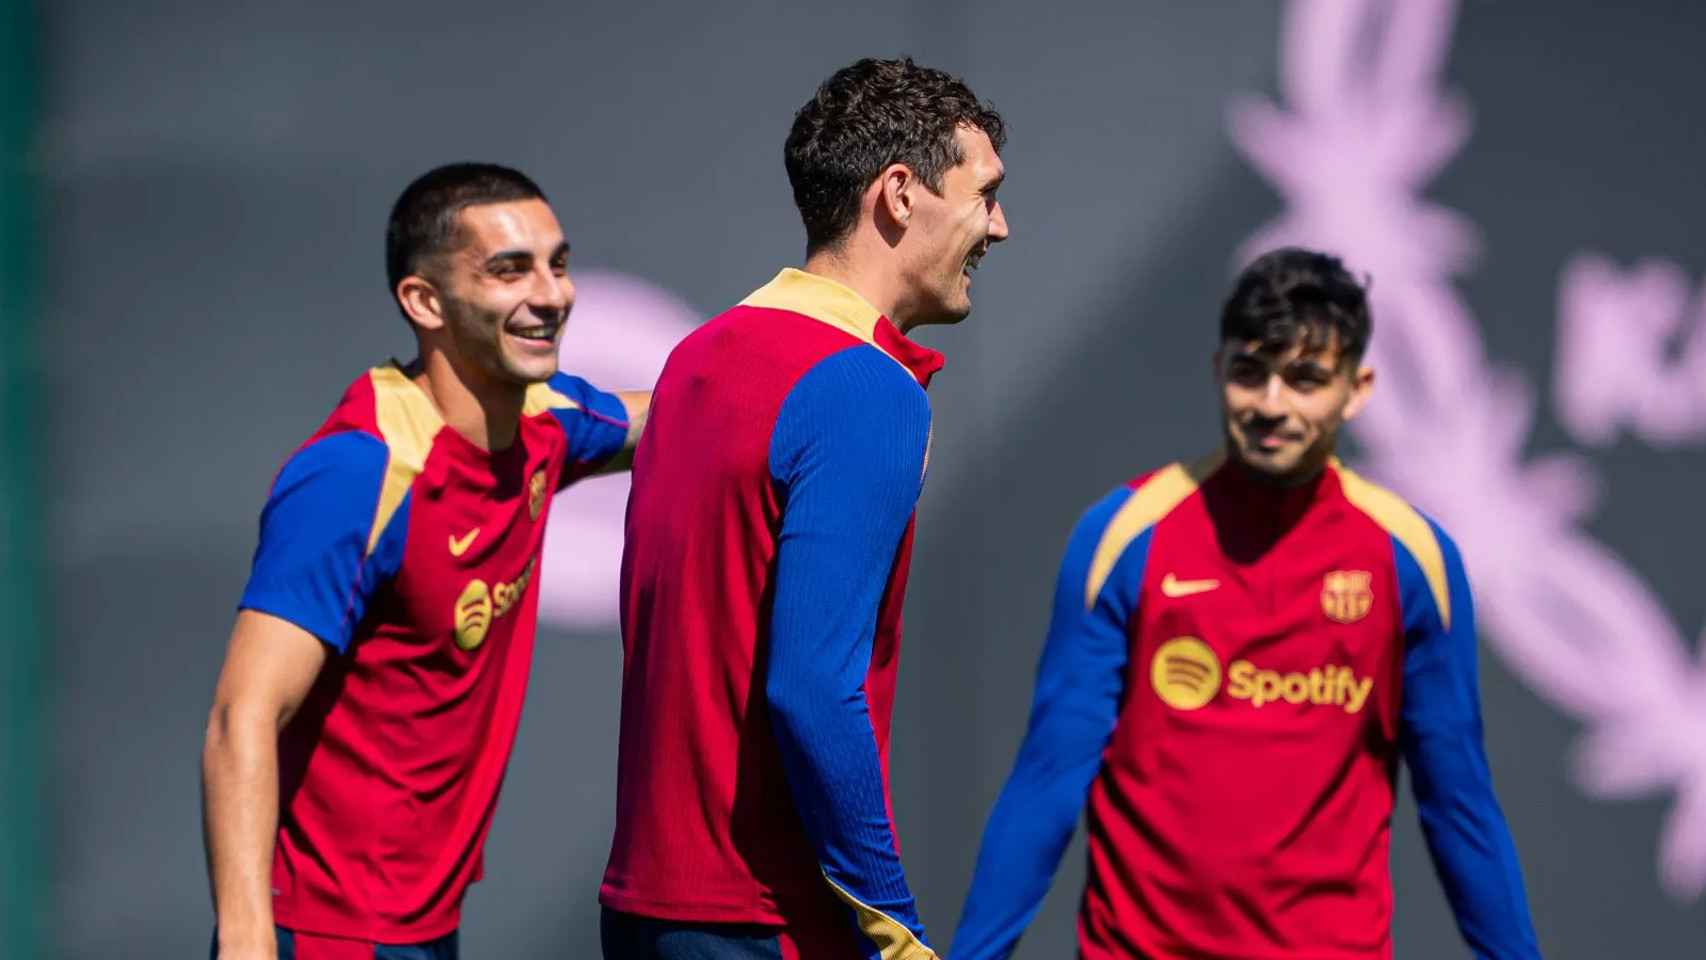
[938,280,974,324]
[498,340,562,384]
[1234,440,1300,477]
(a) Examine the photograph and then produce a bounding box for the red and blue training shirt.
[952,454,1541,960]
[604,268,944,959]
[238,363,629,942]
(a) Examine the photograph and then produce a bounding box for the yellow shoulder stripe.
[522,380,581,417]
[1335,462,1451,629]
[821,872,938,960]
[741,267,931,378]
[1083,451,1223,610]
[741,267,882,344]
[366,365,443,556]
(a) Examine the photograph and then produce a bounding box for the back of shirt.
[605,269,943,954]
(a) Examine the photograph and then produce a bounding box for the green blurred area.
[1,1,41,958]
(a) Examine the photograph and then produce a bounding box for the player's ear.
[397,274,447,332]
[1341,364,1376,421]
[875,162,916,232]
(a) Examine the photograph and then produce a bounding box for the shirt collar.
[741,268,946,387]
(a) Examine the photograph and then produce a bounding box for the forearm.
[1399,529,1540,958]
[767,683,925,930]
[1409,733,1540,959]
[954,733,1099,959]
[598,390,651,473]
[202,700,282,957]
[956,487,1138,958]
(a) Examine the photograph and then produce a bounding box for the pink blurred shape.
[537,269,699,630]
[1232,0,1706,898]
[1556,255,1706,446]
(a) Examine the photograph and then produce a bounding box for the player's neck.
[803,244,915,333]
[1227,452,1330,492]
[406,351,524,452]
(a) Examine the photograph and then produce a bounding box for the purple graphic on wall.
[537,269,697,629]
[1557,255,1706,447]
[1230,0,1706,898]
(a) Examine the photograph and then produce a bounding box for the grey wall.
[42,1,1706,956]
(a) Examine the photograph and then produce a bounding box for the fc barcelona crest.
[1322,570,1373,624]
[528,469,548,520]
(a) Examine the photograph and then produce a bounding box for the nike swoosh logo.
[1161,573,1220,598]
[448,528,481,557]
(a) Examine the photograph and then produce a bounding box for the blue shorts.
[600,908,868,959]
[210,926,459,960]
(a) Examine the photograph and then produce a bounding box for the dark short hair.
[1220,247,1372,364]
[784,57,1006,255]
[385,163,547,313]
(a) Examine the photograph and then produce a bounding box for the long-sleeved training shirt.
[954,454,1541,960]
[603,268,945,959]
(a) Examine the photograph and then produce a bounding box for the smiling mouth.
[963,245,988,275]
[506,319,562,343]
[1244,425,1301,450]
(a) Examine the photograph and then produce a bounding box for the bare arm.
[201,610,328,959]
[597,389,652,474]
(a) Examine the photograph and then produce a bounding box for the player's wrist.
[214,919,276,959]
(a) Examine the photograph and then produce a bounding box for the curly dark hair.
[385,163,547,316]
[1220,247,1372,364]
[784,57,1006,255]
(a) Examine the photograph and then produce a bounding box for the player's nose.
[987,201,1010,243]
[1254,375,1288,415]
[531,267,572,316]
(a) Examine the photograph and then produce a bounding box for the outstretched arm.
[952,487,1142,960]
[535,373,635,480]
[1398,522,1541,959]
[598,389,651,473]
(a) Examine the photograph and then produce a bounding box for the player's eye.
[486,255,532,279]
[1285,366,1331,390]
[1227,361,1267,386]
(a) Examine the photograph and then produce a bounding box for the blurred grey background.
[37,0,1706,956]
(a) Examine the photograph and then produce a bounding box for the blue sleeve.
[544,372,630,486]
[1397,520,1541,959]
[764,345,935,957]
[237,431,409,652]
[951,488,1141,960]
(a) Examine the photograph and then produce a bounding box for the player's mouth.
[962,245,988,278]
[505,318,563,350]
[1244,423,1303,452]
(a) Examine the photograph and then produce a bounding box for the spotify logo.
[1150,637,1222,711]
[454,579,493,651]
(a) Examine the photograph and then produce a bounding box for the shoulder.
[768,346,932,491]
[272,367,410,490]
[262,366,439,537]
[1072,452,1222,607]
[1090,452,1225,550]
[306,364,443,476]
[782,344,930,427]
[1332,461,1457,566]
[1331,462,1461,627]
[277,430,389,484]
[524,371,627,422]
[687,302,871,366]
